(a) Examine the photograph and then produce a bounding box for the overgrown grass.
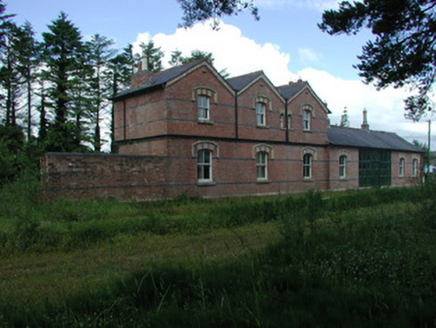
[1,179,436,326]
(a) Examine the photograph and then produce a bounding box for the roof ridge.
[152,59,205,77]
[227,70,263,80]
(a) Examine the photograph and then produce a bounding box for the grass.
[1,178,436,326]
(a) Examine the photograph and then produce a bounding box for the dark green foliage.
[319,0,436,120]
[40,12,90,152]
[137,40,164,73]
[177,0,259,27]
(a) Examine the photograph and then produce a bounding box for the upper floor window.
[197,95,210,121]
[256,102,266,126]
[412,158,418,177]
[256,151,268,180]
[339,155,347,178]
[303,153,312,178]
[280,114,284,129]
[399,158,405,177]
[287,114,292,129]
[198,149,212,182]
[303,109,311,131]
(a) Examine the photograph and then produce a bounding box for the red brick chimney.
[361,108,369,130]
[130,58,152,89]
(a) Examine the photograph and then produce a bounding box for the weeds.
[1,182,436,326]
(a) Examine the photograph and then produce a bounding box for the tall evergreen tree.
[138,41,164,73]
[40,12,88,152]
[16,21,39,140]
[86,34,115,152]
[107,45,133,153]
[0,21,24,127]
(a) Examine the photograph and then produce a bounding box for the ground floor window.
[412,158,418,177]
[339,155,346,178]
[303,153,312,178]
[399,158,405,177]
[256,151,268,180]
[197,149,212,182]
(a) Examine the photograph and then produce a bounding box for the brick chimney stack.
[130,57,152,89]
[361,108,369,130]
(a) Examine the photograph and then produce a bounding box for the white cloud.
[132,20,430,147]
[134,20,293,84]
[298,48,323,66]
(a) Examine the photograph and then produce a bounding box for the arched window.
[256,102,266,126]
[412,158,418,177]
[399,158,405,177]
[339,155,347,178]
[256,151,268,180]
[197,95,210,120]
[197,149,212,182]
[303,153,312,178]
[303,109,311,130]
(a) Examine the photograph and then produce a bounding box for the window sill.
[198,119,214,125]
[256,179,270,184]
[256,125,269,129]
[303,129,311,133]
[197,181,216,186]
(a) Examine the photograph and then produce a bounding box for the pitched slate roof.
[114,60,205,99]
[227,71,263,91]
[327,125,423,152]
[277,82,307,100]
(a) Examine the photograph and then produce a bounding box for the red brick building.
[42,60,423,200]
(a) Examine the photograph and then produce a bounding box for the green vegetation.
[1,180,436,327]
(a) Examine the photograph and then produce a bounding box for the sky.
[7,0,433,149]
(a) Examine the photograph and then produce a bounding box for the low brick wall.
[41,153,169,201]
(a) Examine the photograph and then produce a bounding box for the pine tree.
[15,21,39,141]
[107,45,133,153]
[0,21,24,127]
[86,34,116,152]
[138,41,164,73]
[40,12,88,152]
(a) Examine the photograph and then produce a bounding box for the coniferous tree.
[107,45,133,153]
[138,41,164,73]
[0,21,24,127]
[16,21,39,141]
[319,0,436,120]
[177,0,259,27]
[40,12,88,152]
[86,34,115,152]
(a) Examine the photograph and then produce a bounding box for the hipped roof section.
[327,125,423,152]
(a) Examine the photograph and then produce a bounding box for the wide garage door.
[359,149,391,187]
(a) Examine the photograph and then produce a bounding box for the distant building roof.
[227,71,263,91]
[114,60,205,99]
[327,125,423,152]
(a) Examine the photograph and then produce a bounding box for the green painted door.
[359,149,391,187]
